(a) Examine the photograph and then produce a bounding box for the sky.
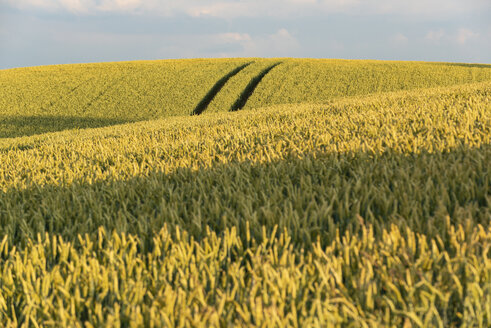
[0,0,490,69]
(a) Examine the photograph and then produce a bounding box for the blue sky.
[1,0,490,69]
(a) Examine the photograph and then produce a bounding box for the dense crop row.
[0,82,489,247]
[244,60,491,110]
[0,222,489,327]
[0,60,490,326]
[1,59,490,138]
[0,59,250,137]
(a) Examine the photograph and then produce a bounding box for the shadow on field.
[1,144,489,250]
[433,62,491,69]
[193,62,253,115]
[231,62,282,111]
[0,115,133,138]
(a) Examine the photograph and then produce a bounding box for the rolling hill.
[1,58,490,137]
[0,59,490,327]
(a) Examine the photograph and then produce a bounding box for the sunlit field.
[0,58,490,326]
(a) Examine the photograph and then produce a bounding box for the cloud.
[184,0,359,18]
[192,28,300,57]
[3,0,58,11]
[96,0,143,12]
[425,28,480,45]
[165,0,487,18]
[134,28,301,59]
[3,0,144,13]
[425,29,446,42]
[391,33,408,46]
[218,33,252,43]
[4,0,490,17]
[455,28,479,45]
[242,28,300,57]
[58,0,90,13]
[270,28,299,50]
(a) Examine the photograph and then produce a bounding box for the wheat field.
[0,59,490,327]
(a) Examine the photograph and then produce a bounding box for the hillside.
[0,59,490,326]
[1,58,490,137]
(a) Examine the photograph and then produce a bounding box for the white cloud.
[3,0,490,17]
[187,28,300,57]
[271,28,299,49]
[391,33,408,46]
[141,28,300,59]
[219,33,252,43]
[58,0,90,13]
[425,28,480,45]
[425,29,446,42]
[455,28,479,45]
[241,28,300,57]
[3,0,58,10]
[96,0,143,12]
[271,28,298,48]
[3,0,145,13]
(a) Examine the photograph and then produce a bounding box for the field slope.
[1,58,491,137]
[0,59,490,327]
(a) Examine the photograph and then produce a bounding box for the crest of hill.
[1,58,491,138]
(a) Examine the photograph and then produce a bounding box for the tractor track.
[230,62,282,112]
[192,62,253,115]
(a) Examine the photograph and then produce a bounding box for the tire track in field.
[192,62,253,115]
[230,62,282,112]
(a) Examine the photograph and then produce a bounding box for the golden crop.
[0,221,489,327]
[1,59,490,138]
[0,59,490,326]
